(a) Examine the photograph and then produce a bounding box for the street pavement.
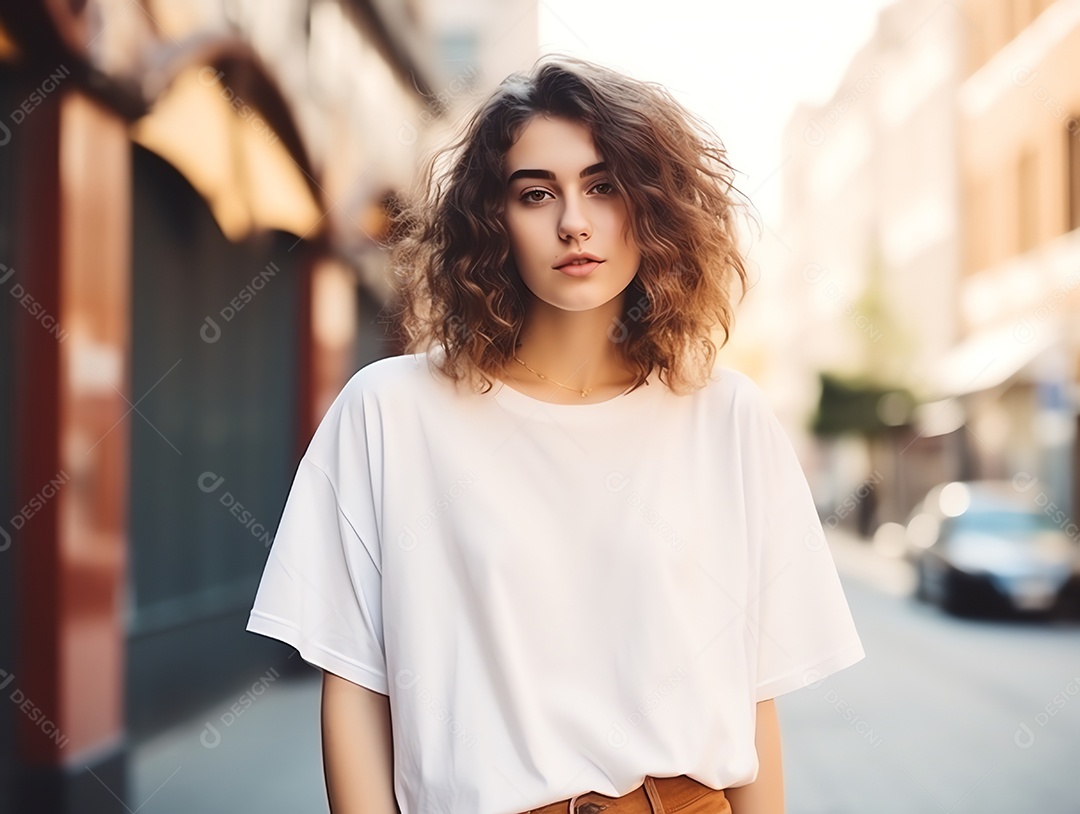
[783,527,1080,813]
[129,527,1080,813]
[129,661,326,813]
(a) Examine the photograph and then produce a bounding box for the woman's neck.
[506,294,638,399]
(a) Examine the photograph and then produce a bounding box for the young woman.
[246,54,866,814]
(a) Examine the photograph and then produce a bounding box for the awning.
[130,63,324,241]
[928,315,1064,398]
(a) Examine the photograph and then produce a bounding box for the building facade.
[0,1,537,811]
[775,0,967,529]
[952,0,1080,516]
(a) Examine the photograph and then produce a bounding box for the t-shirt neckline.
[492,368,659,415]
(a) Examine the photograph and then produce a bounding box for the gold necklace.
[512,353,593,398]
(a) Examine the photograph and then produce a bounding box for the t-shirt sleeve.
[737,376,866,703]
[245,377,388,695]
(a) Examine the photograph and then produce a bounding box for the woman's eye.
[592,181,616,195]
[521,189,551,204]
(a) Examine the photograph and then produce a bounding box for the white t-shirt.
[246,348,865,814]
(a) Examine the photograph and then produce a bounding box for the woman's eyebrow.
[506,162,607,185]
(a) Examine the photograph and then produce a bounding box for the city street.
[9,2,1080,811]
[782,535,1080,813]
[129,530,1080,813]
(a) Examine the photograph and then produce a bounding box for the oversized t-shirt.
[245,348,865,814]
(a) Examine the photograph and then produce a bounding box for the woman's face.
[502,115,641,313]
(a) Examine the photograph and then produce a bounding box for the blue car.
[904,480,1080,618]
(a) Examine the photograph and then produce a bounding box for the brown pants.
[523,774,731,814]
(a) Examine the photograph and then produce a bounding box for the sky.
[536,0,899,225]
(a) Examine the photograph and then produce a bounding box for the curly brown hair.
[385,52,756,396]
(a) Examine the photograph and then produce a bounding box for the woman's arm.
[321,670,399,814]
[724,698,784,814]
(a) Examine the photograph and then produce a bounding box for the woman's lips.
[555,260,602,277]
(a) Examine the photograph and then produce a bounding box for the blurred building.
[0,1,537,811]
[951,0,1079,516]
[775,0,967,530]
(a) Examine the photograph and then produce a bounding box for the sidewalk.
[825,525,916,597]
[129,664,328,814]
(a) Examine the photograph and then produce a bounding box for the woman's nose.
[558,198,591,242]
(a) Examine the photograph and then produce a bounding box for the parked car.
[903,479,1080,617]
